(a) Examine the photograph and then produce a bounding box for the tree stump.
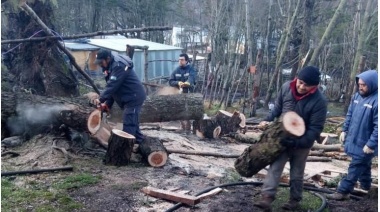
[139,136,168,167]
[234,111,305,177]
[104,129,135,166]
[192,118,221,139]
[215,110,243,136]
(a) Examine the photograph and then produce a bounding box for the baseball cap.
[95,49,111,64]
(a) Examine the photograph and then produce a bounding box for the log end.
[147,151,168,167]
[88,110,102,134]
[112,129,136,139]
[282,111,305,137]
[213,126,221,138]
[195,130,205,139]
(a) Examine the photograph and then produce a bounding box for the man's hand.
[339,132,346,143]
[280,138,296,148]
[178,81,184,88]
[363,145,374,154]
[97,103,110,113]
[93,99,101,106]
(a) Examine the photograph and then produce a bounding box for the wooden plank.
[196,188,223,200]
[141,186,200,206]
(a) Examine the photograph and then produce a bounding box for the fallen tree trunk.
[234,111,305,177]
[1,92,204,138]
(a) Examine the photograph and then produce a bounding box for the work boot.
[282,199,300,210]
[326,192,349,200]
[254,195,274,210]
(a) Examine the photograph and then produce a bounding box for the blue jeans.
[123,106,144,143]
[262,148,310,201]
[338,155,374,193]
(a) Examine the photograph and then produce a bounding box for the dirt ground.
[1,121,378,212]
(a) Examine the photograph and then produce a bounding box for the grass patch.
[271,187,328,212]
[2,178,82,212]
[53,173,101,190]
[220,168,242,184]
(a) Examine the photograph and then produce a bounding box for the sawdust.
[155,86,180,96]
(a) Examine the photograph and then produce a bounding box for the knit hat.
[95,49,112,64]
[297,66,320,85]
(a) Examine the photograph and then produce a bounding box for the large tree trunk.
[3,0,79,97]
[234,111,305,177]
[1,92,204,138]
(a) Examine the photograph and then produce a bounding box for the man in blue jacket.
[327,70,378,200]
[169,53,196,132]
[94,49,146,143]
[254,66,327,211]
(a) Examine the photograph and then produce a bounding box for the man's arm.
[186,66,196,86]
[99,66,127,103]
[365,104,378,150]
[342,94,356,132]
[296,100,328,148]
[169,68,179,87]
[264,86,284,122]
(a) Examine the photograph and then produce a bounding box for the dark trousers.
[122,105,144,143]
[338,155,374,193]
[262,148,310,201]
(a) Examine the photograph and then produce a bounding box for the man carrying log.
[93,49,146,144]
[327,70,378,200]
[254,66,327,211]
[169,53,196,134]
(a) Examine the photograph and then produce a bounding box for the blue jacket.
[344,70,378,158]
[99,53,146,108]
[169,64,196,93]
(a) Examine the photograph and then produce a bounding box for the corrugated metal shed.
[64,42,100,51]
[88,38,183,81]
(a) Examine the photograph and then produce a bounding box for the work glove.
[363,145,374,154]
[183,81,191,87]
[280,138,297,148]
[178,81,184,88]
[339,132,346,143]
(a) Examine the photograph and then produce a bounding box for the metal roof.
[88,38,182,52]
[64,42,100,51]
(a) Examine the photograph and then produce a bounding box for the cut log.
[319,132,338,145]
[311,143,343,152]
[306,156,332,162]
[1,92,204,139]
[166,148,240,158]
[104,129,135,166]
[140,93,204,123]
[234,132,261,144]
[215,110,242,135]
[234,111,305,177]
[139,137,168,167]
[192,118,221,139]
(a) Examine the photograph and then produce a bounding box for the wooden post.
[104,129,135,166]
[143,47,150,94]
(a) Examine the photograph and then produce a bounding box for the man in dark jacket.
[169,53,196,132]
[254,66,327,211]
[94,49,146,143]
[327,70,378,200]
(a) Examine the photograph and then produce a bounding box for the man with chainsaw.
[326,70,378,200]
[93,49,146,144]
[255,66,327,211]
[169,53,196,133]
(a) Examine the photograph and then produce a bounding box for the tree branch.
[1,26,173,44]
[19,2,100,94]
